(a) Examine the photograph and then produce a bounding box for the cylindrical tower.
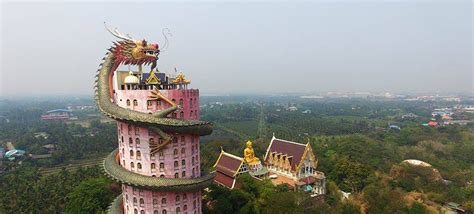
[117,87,203,214]
[102,71,214,214]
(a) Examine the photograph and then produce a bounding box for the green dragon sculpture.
[95,24,213,152]
[96,24,214,193]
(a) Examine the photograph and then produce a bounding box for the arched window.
[183,193,187,201]
[179,99,184,107]
[160,174,165,178]
[137,163,142,170]
[136,150,141,159]
[153,199,158,205]
[141,210,145,214]
[161,198,167,205]
[174,173,179,178]
[154,211,158,214]
[140,198,144,205]
[174,149,178,156]
[182,159,186,166]
[131,162,135,168]
[121,136,124,142]
[162,210,167,214]
[129,137,133,145]
[125,194,129,201]
[160,163,164,170]
[180,111,184,118]
[181,148,185,155]
[122,160,126,167]
[192,157,195,165]
[136,138,140,145]
[189,98,193,108]
[130,150,134,157]
[133,197,137,204]
[181,136,185,143]
[122,148,125,155]
[126,99,131,106]
[184,205,187,210]
[156,100,161,106]
[176,207,181,214]
[182,171,186,177]
[134,208,138,214]
[150,138,154,144]
[133,99,138,106]
[151,163,156,170]
[192,168,195,177]
[176,195,180,202]
[135,127,140,135]
[174,161,178,168]
[190,110,194,118]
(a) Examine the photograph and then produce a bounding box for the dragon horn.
[104,22,134,41]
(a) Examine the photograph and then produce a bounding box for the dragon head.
[105,23,160,71]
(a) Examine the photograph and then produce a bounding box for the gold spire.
[145,70,161,85]
[172,71,191,85]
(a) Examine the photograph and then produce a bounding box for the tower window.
[130,150,134,157]
[174,161,178,169]
[136,150,141,159]
[126,99,131,106]
[182,171,186,177]
[161,198,167,205]
[137,163,142,170]
[151,163,156,170]
[180,111,184,118]
[174,173,179,178]
[133,99,138,106]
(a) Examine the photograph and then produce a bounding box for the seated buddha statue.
[244,140,260,165]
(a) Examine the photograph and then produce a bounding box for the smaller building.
[5,149,26,160]
[43,144,56,154]
[213,149,248,189]
[427,120,438,127]
[41,109,73,120]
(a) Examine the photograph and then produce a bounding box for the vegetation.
[0,96,473,213]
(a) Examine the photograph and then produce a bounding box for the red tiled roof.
[428,121,438,127]
[215,153,243,177]
[214,171,235,189]
[266,138,307,171]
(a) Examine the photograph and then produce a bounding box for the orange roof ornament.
[172,71,191,85]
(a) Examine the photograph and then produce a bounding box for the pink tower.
[103,70,214,214]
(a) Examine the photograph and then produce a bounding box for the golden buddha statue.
[244,140,260,165]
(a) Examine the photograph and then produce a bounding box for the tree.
[65,178,116,213]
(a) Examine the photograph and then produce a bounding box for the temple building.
[213,137,325,196]
[264,135,326,195]
[213,149,247,189]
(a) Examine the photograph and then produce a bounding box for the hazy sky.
[0,0,472,96]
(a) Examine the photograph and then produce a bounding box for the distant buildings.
[41,109,76,120]
[287,106,298,111]
[302,109,312,114]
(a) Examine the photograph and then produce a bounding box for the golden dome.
[124,71,139,84]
